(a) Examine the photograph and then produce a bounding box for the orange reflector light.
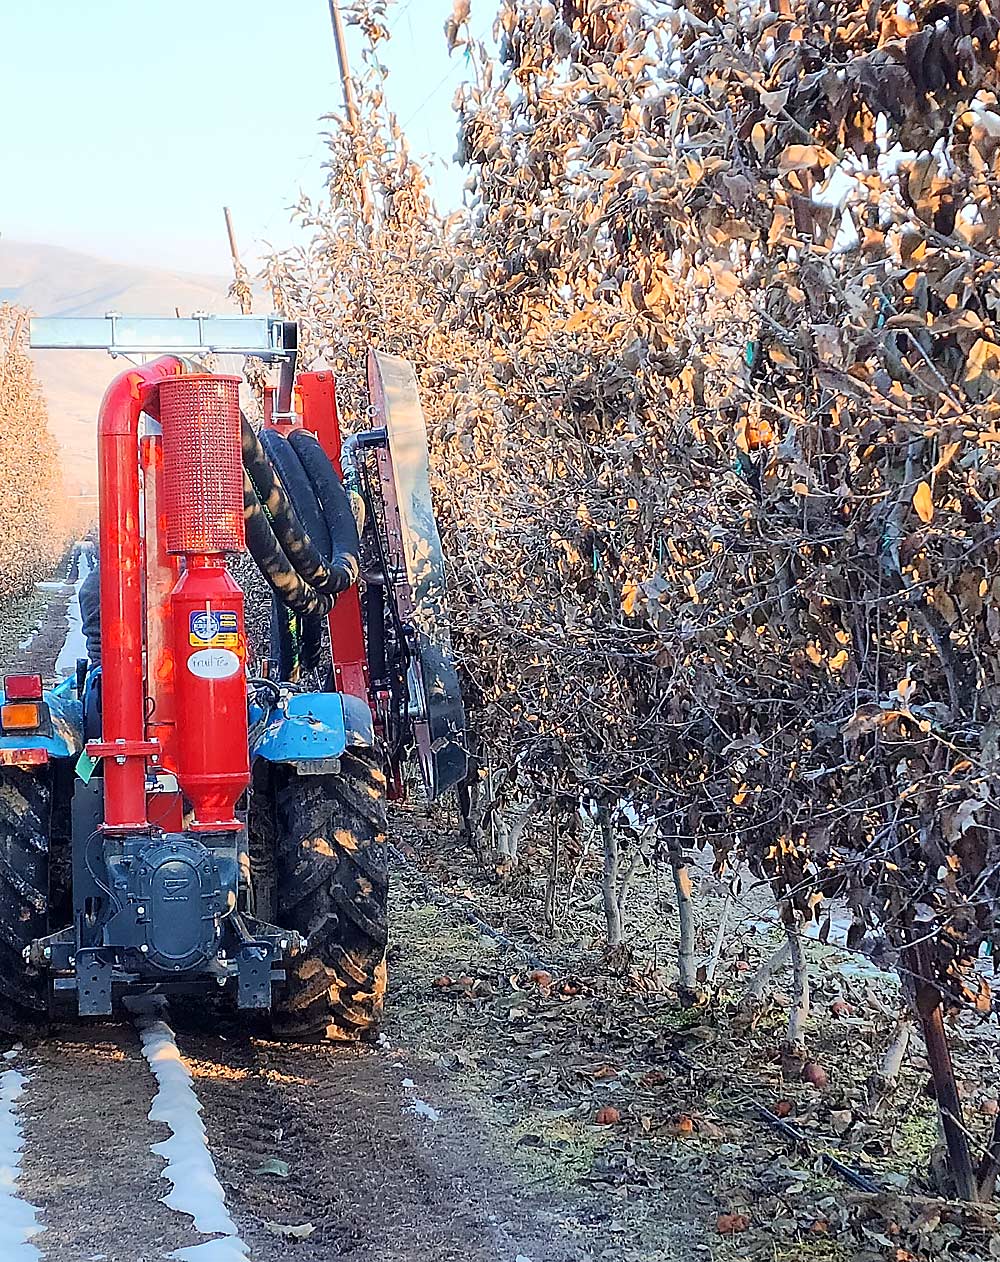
[1,703,42,731]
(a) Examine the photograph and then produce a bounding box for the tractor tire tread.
[0,769,51,1026]
[272,751,388,1040]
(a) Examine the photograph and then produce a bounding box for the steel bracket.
[236,944,278,1009]
[76,949,114,1016]
[85,738,160,760]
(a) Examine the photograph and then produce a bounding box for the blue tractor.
[0,316,466,1038]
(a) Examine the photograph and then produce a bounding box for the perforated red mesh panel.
[160,375,245,555]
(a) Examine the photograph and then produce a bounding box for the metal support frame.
[30,314,291,359]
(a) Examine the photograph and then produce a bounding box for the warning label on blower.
[190,610,239,648]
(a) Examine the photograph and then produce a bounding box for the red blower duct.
[96,356,182,830]
[160,375,249,831]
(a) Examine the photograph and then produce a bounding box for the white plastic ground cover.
[126,997,250,1261]
[54,547,95,677]
[0,1064,43,1261]
[401,1076,441,1123]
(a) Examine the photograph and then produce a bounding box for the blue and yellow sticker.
[189,610,239,648]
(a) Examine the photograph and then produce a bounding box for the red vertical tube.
[141,434,180,763]
[97,357,182,829]
[297,371,368,701]
[141,435,183,833]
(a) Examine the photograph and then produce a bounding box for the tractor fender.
[0,675,84,767]
[249,691,375,768]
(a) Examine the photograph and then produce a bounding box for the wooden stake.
[326,0,374,225]
[224,206,241,268]
[328,0,361,133]
[222,206,252,315]
[9,311,24,354]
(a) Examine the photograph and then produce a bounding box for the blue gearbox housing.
[99,831,239,974]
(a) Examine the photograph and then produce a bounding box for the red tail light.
[4,674,42,701]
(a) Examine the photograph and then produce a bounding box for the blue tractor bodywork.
[0,674,84,766]
[0,671,373,775]
[0,670,375,1017]
[248,688,376,768]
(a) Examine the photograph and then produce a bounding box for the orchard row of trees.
[266,0,1000,1200]
[0,304,66,594]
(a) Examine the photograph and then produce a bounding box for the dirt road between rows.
[0,554,701,1262]
[12,967,603,1262]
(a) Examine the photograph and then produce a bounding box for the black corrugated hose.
[241,417,361,678]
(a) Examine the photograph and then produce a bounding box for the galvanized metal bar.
[29,314,287,357]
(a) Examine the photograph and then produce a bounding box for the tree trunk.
[456,749,485,864]
[705,892,733,986]
[600,810,623,948]
[617,846,644,930]
[742,939,790,1008]
[912,941,978,1202]
[544,796,560,936]
[977,1111,1000,1201]
[565,807,594,911]
[784,920,810,1051]
[506,796,539,864]
[496,794,544,867]
[866,1011,912,1111]
[666,837,699,1002]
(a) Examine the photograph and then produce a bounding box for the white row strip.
[54,546,95,678]
[401,1077,441,1122]
[127,998,249,1261]
[0,1063,43,1262]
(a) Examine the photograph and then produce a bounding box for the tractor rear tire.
[0,769,51,1029]
[272,751,388,1040]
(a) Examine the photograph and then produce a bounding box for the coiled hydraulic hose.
[241,417,362,676]
[257,427,330,672]
[242,470,332,617]
[286,429,361,590]
[242,418,333,597]
[242,417,360,591]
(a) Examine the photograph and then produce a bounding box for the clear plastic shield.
[367,350,468,798]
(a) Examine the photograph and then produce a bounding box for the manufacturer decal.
[187,648,240,680]
[190,609,239,648]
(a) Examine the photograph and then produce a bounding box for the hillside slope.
[0,240,231,492]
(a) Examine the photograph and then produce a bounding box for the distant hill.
[0,240,232,493]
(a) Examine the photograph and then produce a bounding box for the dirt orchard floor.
[8,855,707,1262]
[17,1027,197,1262]
[389,801,1000,1262]
[6,557,998,1262]
[0,564,705,1261]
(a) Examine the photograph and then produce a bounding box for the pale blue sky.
[0,1,481,275]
